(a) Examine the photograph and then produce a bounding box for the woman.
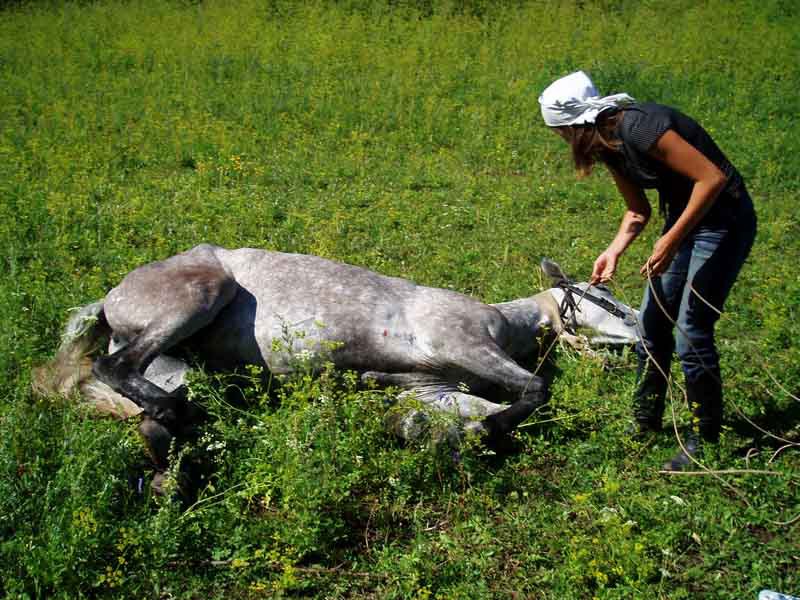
[539,71,756,471]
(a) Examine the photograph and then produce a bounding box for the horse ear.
[540,258,572,286]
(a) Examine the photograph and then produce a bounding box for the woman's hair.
[560,111,623,178]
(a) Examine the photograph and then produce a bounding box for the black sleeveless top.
[605,103,748,226]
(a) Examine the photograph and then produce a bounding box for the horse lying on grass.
[35,244,639,473]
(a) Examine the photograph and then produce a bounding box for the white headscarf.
[538,71,635,127]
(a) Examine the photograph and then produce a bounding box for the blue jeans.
[636,195,756,385]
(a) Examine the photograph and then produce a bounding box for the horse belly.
[250,307,424,374]
[325,319,430,373]
[184,290,265,370]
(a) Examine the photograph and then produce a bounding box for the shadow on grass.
[729,391,800,453]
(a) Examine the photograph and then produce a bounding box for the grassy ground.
[1,0,798,597]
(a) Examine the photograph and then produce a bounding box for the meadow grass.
[1,0,798,597]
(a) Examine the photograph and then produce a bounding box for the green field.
[1,0,799,597]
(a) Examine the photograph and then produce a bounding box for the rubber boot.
[662,373,722,471]
[690,372,722,443]
[662,431,702,471]
[632,357,669,434]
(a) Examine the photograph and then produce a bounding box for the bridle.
[556,280,633,332]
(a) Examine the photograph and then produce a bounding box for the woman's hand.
[591,250,619,284]
[641,233,680,277]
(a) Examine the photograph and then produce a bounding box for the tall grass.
[1,0,798,597]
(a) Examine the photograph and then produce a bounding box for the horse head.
[540,258,640,346]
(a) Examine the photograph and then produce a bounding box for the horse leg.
[364,370,510,443]
[96,270,236,483]
[93,314,208,425]
[139,415,172,472]
[93,260,237,428]
[447,342,547,437]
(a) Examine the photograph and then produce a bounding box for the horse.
[35,244,639,470]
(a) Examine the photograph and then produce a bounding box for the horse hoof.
[482,398,540,438]
[178,400,206,427]
[144,395,183,429]
[138,416,174,471]
[170,384,189,401]
[361,371,380,385]
[151,471,168,496]
[522,389,549,408]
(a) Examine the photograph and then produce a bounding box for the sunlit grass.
[0,0,798,597]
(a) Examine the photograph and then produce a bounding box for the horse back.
[207,247,509,373]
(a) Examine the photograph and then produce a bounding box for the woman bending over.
[539,71,756,471]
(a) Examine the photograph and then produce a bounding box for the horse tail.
[32,301,111,400]
[33,302,144,419]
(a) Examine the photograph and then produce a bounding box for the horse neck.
[531,290,563,333]
[491,292,563,357]
[493,292,562,330]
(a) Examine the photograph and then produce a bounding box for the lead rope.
[686,279,800,526]
[622,265,799,526]
[687,280,800,445]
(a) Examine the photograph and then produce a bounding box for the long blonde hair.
[560,111,623,178]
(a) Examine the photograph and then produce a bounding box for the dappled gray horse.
[38,244,639,468]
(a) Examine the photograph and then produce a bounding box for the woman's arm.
[641,129,728,275]
[591,166,651,283]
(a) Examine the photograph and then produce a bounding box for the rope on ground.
[685,282,800,526]
[616,266,799,526]
[516,264,797,524]
[639,264,753,504]
[686,281,800,447]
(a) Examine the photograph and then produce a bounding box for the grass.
[1,0,798,597]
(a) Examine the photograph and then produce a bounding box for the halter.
[556,280,632,332]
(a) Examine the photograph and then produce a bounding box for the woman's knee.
[676,329,718,378]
